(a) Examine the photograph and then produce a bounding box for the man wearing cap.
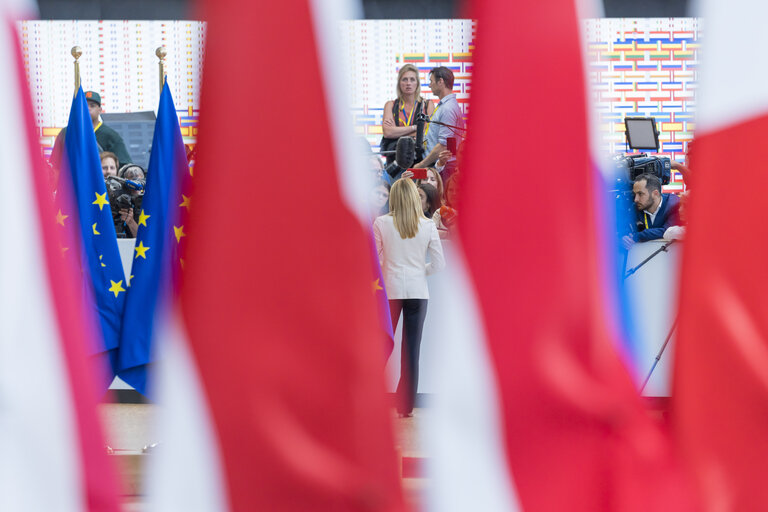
[50,90,132,171]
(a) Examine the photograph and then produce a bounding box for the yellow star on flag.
[92,222,100,235]
[99,254,106,267]
[92,192,109,210]
[108,280,126,298]
[179,195,191,211]
[174,225,186,243]
[138,209,150,227]
[134,240,150,259]
[56,209,68,226]
[127,274,134,287]
[372,278,384,293]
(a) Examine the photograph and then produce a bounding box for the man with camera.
[106,164,145,238]
[413,66,464,179]
[622,172,681,249]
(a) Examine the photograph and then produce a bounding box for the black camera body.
[616,154,672,185]
[105,176,143,237]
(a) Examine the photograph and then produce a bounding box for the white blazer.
[373,215,445,299]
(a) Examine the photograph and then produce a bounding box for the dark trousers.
[389,298,428,414]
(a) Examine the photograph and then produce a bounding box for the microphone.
[385,136,416,178]
[105,175,146,191]
[123,179,145,191]
[395,136,415,169]
[415,108,426,162]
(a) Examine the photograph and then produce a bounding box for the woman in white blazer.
[374,178,445,417]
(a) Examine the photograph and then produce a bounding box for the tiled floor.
[102,403,427,510]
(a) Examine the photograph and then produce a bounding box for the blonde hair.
[396,64,424,105]
[389,178,425,239]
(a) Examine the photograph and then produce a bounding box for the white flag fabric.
[0,1,120,511]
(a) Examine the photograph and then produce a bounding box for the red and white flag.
[439,0,699,510]
[146,0,406,510]
[673,1,768,510]
[0,1,120,510]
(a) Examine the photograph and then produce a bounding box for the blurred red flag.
[150,0,407,510]
[457,0,698,510]
[672,2,768,510]
[1,4,120,510]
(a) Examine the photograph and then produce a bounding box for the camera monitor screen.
[625,117,660,151]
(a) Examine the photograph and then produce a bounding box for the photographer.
[106,164,146,238]
[622,173,681,250]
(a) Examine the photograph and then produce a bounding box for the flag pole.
[71,46,82,95]
[156,46,167,93]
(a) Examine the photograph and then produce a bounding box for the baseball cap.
[84,90,101,106]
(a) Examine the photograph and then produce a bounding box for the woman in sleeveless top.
[381,64,436,164]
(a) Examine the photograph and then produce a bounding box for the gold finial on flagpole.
[71,46,82,94]
[156,47,167,93]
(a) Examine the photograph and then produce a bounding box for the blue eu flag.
[62,87,126,376]
[117,82,187,395]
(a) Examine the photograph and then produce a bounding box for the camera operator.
[107,164,146,238]
[622,173,681,250]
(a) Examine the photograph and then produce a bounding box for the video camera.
[614,117,671,185]
[610,117,672,242]
[105,175,145,237]
[106,175,144,207]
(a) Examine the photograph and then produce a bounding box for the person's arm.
[414,142,445,168]
[635,198,681,242]
[382,100,417,139]
[120,207,138,238]
[435,149,452,171]
[663,225,685,240]
[425,222,445,274]
[416,104,461,168]
[432,210,449,239]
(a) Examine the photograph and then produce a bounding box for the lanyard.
[400,104,415,126]
[644,213,649,229]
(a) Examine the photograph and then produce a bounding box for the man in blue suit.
[622,172,681,249]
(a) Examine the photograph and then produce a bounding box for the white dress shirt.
[373,215,445,299]
[644,196,663,225]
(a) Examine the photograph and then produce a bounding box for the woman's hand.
[437,149,452,168]
[401,170,414,180]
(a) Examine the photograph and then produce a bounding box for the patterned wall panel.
[19,20,205,159]
[584,18,700,191]
[20,18,699,189]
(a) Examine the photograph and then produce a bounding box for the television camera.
[613,117,671,185]
[105,174,145,237]
[608,116,677,256]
